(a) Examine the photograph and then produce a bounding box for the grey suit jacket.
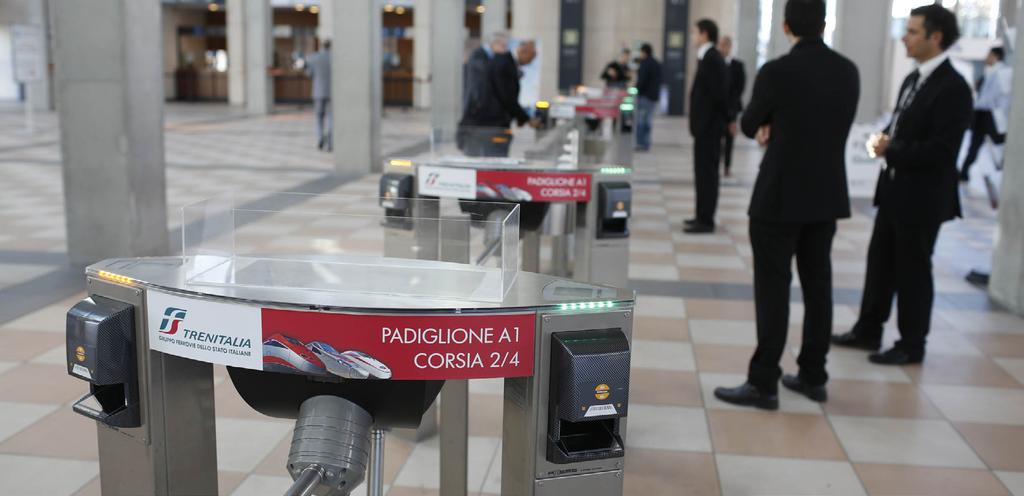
[306,50,331,100]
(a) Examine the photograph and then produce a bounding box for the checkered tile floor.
[1,103,1023,495]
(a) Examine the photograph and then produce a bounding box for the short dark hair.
[910,4,960,50]
[640,43,653,57]
[784,0,826,37]
[991,46,1005,60]
[696,19,719,44]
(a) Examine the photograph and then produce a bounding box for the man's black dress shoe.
[831,331,881,351]
[684,218,698,226]
[683,222,715,234]
[869,347,922,365]
[781,374,828,402]
[714,383,779,410]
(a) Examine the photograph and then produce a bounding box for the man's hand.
[528,118,542,129]
[871,134,891,158]
[755,124,771,147]
[728,121,738,137]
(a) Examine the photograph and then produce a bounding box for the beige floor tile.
[628,263,680,281]
[937,309,1024,334]
[215,417,293,472]
[624,449,719,496]
[820,349,912,383]
[71,476,100,496]
[689,319,757,346]
[624,405,711,452]
[923,384,1024,425]
[0,453,98,496]
[692,343,798,375]
[635,294,687,318]
[824,380,942,419]
[968,333,1024,358]
[629,369,702,407]
[390,435,499,491]
[903,354,1021,388]
[996,471,1024,496]
[675,253,747,270]
[631,340,695,371]
[708,410,844,459]
[675,241,740,255]
[830,416,985,468]
[633,315,689,341]
[0,408,99,460]
[468,393,503,438]
[955,422,1024,471]
[996,358,1024,386]
[0,363,90,404]
[628,251,676,265]
[715,454,866,496]
[0,330,67,361]
[684,298,756,321]
[0,401,60,444]
[386,487,438,496]
[854,463,1009,496]
[218,471,248,496]
[1,293,86,333]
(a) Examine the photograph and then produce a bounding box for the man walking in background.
[718,35,746,177]
[684,19,729,234]
[833,5,972,365]
[714,0,859,410]
[306,40,332,151]
[634,43,662,152]
[960,46,1012,181]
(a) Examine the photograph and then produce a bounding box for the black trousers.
[851,207,941,357]
[748,219,837,394]
[693,130,722,225]
[721,128,735,174]
[961,110,1005,177]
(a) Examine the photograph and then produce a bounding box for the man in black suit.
[459,33,535,156]
[718,35,746,177]
[833,5,972,365]
[684,19,730,234]
[714,0,859,410]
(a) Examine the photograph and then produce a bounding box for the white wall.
[0,27,18,100]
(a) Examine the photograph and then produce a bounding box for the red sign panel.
[476,170,591,202]
[261,309,535,380]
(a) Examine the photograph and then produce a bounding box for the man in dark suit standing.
[718,35,746,177]
[714,0,859,410]
[459,33,535,157]
[684,19,730,234]
[833,5,972,365]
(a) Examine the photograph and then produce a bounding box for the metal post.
[367,429,385,496]
[439,379,469,496]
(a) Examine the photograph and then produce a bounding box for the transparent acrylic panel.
[429,124,578,168]
[182,191,519,303]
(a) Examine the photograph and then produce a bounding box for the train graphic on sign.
[261,333,391,380]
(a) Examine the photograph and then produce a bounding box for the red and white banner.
[147,291,537,380]
[476,170,591,202]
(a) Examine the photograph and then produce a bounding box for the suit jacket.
[461,47,506,128]
[741,38,859,223]
[635,57,662,101]
[491,52,530,127]
[689,46,730,137]
[305,50,331,100]
[727,59,746,121]
[875,59,972,225]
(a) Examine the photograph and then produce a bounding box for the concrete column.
[317,0,334,43]
[735,0,759,105]
[990,5,1024,315]
[431,0,464,140]
[767,0,788,60]
[331,0,382,177]
[482,0,508,41]
[53,0,168,265]
[512,0,560,99]
[413,0,432,109]
[227,0,246,106]
[833,0,893,123]
[244,0,271,114]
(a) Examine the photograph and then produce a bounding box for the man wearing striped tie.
[832,4,972,365]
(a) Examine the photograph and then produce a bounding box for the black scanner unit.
[597,182,631,239]
[547,328,630,464]
[66,296,141,428]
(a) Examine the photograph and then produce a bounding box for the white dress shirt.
[697,42,713,60]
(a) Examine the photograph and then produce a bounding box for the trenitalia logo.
[158,307,187,335]
[426,172,440,186]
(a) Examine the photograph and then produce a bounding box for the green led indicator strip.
[559,301,616,311]
[600,166,630,175]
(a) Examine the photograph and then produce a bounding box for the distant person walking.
[718,35,746,177]
[306,40,332,152]
[634,43,662,152]
[960,46,1012,181]
[601,49,632,89]
[684,19,729,234]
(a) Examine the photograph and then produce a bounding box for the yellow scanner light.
[535,100,551,109]
[389,159,413,167]
[97,271,135,286]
